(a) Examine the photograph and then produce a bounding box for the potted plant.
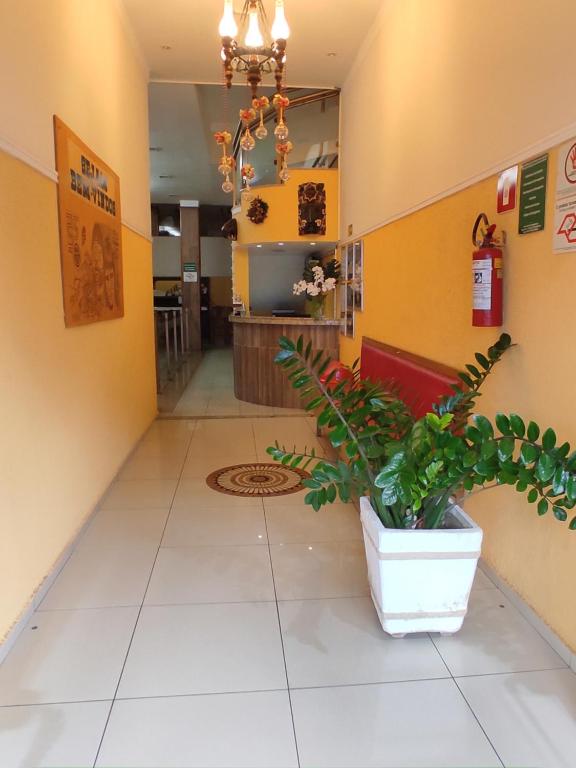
[293,258,340,319]
[268,334,576,636]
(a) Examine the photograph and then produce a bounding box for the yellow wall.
[235,169,339,245]
[340,145,576,651]
[0,0,150,235]
[0,1,155,643]
[341,0,576,239]
[232,245,250,308]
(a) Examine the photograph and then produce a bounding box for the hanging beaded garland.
[241,163,256,189]
[214,131,235,193]
[252,95,270,140]
[239,108,256,152]
[276,140,293,182]
[273,93,290,141]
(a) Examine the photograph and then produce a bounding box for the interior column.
[180,200,201,351]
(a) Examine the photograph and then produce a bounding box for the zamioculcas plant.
[267,334,576,530]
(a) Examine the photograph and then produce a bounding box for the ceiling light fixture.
[219,0,290,95]
[215,1,293,195]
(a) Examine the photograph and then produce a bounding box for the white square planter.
[360,496,483,637]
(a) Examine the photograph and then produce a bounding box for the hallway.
[1,416,575,767]
[165,348,304,418]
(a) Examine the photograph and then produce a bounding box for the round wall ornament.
[246,196,269,224]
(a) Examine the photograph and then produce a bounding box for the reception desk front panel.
[230,316,341,408]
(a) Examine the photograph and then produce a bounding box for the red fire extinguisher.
[472,213,503,327]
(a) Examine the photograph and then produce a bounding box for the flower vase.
[309,295,326,319]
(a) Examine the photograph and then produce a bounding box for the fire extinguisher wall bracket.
[471,214,504,327]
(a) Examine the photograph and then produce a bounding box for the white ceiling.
[121,0,383,87]
[124,0,383,206]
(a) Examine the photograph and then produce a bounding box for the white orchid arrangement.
[293,265,337,298]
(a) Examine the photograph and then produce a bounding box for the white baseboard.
[479,559,576,673]
[0,517,92,665]
[0,416,157,666]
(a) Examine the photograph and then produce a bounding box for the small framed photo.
[352,240,363,312]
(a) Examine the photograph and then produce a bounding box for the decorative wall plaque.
[54,116,123,327]
[298,182,326,235]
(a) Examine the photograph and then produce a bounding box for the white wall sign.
[553,138,576,253]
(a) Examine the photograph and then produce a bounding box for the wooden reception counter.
[230,315,341,408]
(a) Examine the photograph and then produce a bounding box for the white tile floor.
[1,415,576,767]
[170,348,305,418]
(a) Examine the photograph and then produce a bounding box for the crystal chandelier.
[215,1,292,194]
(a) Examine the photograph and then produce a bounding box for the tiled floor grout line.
[91,424,198,768]
[254,418,302,768]
[6,662,574,713]
[427,630,506,767]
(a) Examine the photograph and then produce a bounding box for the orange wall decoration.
[54,117,124,326]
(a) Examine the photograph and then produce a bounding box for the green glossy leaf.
[527,421,540,442]
[474,414,494,439]
[553,506,567,522]
[537,498,548,516]
[481,440,498,460]
[328,423,348,448]
[278,336,295,351]
[458,372,474,388]
[465,364,481,379]
[293,376,310,389]
[570,517,576,530]
[557,441,571,459]
[497,437,515,461]
[345,442,357,459]
[475,353,490,370]
[498,469,517,485]
[509,414,526,438]
[495,413,512,435]
[542,428,556,451]
[274,349,294,363]
[520,443,539,465]
[326,484,337,503]
[536,454,556,483]
[566,475,576,501]
[465,426,482,444]
[474,460,493,477]
[552,467,567,495]
[527,488,538,503]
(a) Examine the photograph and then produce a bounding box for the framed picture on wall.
[345,243,355,337]
[340,242,360,337]
[340,245,348,334]
[53,116,124,327]
[352,240,364,312]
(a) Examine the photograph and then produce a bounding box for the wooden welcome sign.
[53,116,124,327]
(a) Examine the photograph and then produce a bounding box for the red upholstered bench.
[360,337,460,417]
